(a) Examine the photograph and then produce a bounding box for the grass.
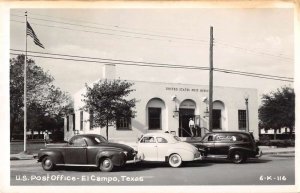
[10,141,46,154]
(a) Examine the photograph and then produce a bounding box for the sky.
[10,8,294,105]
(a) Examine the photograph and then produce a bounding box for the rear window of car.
[156,137,168,143]
[173,136,181,142]
[89,135,108,144]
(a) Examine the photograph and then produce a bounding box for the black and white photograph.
[0,1,299,193]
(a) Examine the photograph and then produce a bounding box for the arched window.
[146,98,166,130]
[179,99,196,109]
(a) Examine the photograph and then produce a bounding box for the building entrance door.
[179,108,195,137]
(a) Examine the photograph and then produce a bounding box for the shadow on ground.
[200,158,272,164]
[52,161,215,172]
[45,157,272,172]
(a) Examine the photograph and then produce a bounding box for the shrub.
[257,139,295,147]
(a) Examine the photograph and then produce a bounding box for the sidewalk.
[10,152,38,160]
[259,146,295,155]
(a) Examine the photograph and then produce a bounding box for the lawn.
[10,141,46,154]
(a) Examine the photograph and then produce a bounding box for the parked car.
[188,131,262,164]
[37,134,136,172]
[137,133,202,167]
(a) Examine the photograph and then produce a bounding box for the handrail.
[180,127,193,137]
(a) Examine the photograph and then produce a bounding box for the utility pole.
[208,26,214,132]
[24,11,28,152]
[245,97,249,132]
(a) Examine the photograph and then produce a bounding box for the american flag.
[26,21,45,49]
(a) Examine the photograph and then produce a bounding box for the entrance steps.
[180,137,202,142]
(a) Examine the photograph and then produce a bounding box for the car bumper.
[126,154,141,164]
[193,152,202,160]
[194,156,202,160]
[256,150,262,158]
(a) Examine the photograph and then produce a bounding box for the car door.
[156,137,169,161]
[214,134,232,155]
[138,136,158,161]
[65,137,87,164]
[201,134,215,155]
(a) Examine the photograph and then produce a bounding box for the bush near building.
[257,139,295,147]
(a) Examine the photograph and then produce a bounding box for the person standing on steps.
[189,118,195,137]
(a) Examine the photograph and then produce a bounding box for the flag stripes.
[26,22,45,49]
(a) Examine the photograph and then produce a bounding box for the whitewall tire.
[168,154,182,168]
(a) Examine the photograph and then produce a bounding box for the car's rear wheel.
[99,158,114,172]
[231,151,246,164]
[42,156,55,171]
[168,154,182,168]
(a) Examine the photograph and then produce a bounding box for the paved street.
[10,154,294,186]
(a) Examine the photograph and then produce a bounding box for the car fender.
[228,146,253,158]
[95,150,126,167]
[166,148,194,161]
[37,149,64,164]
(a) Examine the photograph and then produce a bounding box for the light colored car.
[137,133,202,167]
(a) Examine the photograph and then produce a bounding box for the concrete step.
[181,137,202,142]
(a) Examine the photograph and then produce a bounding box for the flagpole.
[24,11,28,152]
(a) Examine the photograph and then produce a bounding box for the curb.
[262,151,295,155]
[10,154,38,160]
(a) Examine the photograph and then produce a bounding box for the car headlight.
[123,151,128,156]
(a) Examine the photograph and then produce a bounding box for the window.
[66,115,69,131]
[117,117,131,130]
[212,109,222,129]
[156,137,168,143]
[238,110,246,130]
[148,107,161,130]
[173,136,181,141]
[72,114,75,131]
[70,138,87,147]
[91,136,108,144]
[140,136,156,143]
[202,134,213,142]
[89,110,93,130]
[80,111,83,131]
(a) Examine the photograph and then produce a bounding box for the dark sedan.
[188,131,262,163]
[37,134,136,172]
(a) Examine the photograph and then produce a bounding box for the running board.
[206,155,228,159]
[56,164,98,167]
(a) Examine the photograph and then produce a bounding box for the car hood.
[95,142,134,152]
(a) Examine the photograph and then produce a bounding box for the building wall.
[64,80,258,141]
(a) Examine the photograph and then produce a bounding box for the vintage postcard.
[0,1,299,193]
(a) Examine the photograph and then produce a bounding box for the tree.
[10,55,73,140]
[82,79,136,140]
[259,86,295,139]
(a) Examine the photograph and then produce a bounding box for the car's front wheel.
[41,156,55,171]
[231,151,246,164]
[99,158,114,172]
[168,154,182,168]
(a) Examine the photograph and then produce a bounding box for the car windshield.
[173,136,181,142]
[90,135,108,144]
